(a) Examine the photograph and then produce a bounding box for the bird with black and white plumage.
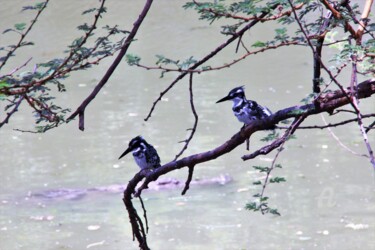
[119,136,161,171]
[216,86,273,125]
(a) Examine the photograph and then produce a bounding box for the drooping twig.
[144,3,280,121]
[67,0,154,130]
[138,195,149,234]
[0,57,33,78]
[181,165,195,195]
[257,116,306,214]
[321,114,369,158]
[174,73,199,160]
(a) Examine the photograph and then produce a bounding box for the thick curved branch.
[124,79,374,248]
[67,0,154,130]
[138,79,374,195]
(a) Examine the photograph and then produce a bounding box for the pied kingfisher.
[119,136,161,170]
[216,86,273,126]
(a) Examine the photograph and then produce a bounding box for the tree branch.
[123,79,374,248]
[67,0,154,131]
[242,115,307,160]
[144,3,279,121]
[0,96,24,128]
[0,1,49,70]
[181,165,195,195]
[174,73,199,160]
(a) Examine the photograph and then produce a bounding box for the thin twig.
[0,57,33,78]
[181,165,195,195]
[257,116,305,214]
[174,73,199,160]
[321,114,368,158]
[289,113,375,129]
[242,115,307,160]
[144,3,280,121]
[0,96,24,128]
[134,40,299,74]
[0,1,49,70]
[138,195,149,234]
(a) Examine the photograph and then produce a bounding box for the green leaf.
[125,54,141,66]
[253,165,270,172]
[15,23,26,31]
[245,202,258,211]
[252,41,267,48]
[270,177,286,183]
[269,208,281,216]
[252,180,262,185]
[82,8,97,15]
[0,80,10,89]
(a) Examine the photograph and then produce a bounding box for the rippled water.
[1,1,374,250]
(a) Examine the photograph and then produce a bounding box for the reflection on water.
[0,1,374,250]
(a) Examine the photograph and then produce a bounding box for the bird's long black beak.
[216,95,232,103]
[119,147,132,159]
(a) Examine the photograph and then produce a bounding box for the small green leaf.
[270,177,286,183]
[252,41,267,48]
[252,180,262,185]
[15,23,26,31]
[125,54,141,66]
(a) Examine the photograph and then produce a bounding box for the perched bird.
[119,136,161,170]
[216,86,273,125]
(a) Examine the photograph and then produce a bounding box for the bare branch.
[174,73,199,160]
[67,0,154,131]
[0,57,33,78]
[138,196,149,234]
[181,165,195,195]
[293,113,375,129]
[321,114,369,158]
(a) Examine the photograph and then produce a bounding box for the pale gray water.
[0,1,374,250]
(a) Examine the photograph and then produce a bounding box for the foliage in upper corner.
[0,1,130,132]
